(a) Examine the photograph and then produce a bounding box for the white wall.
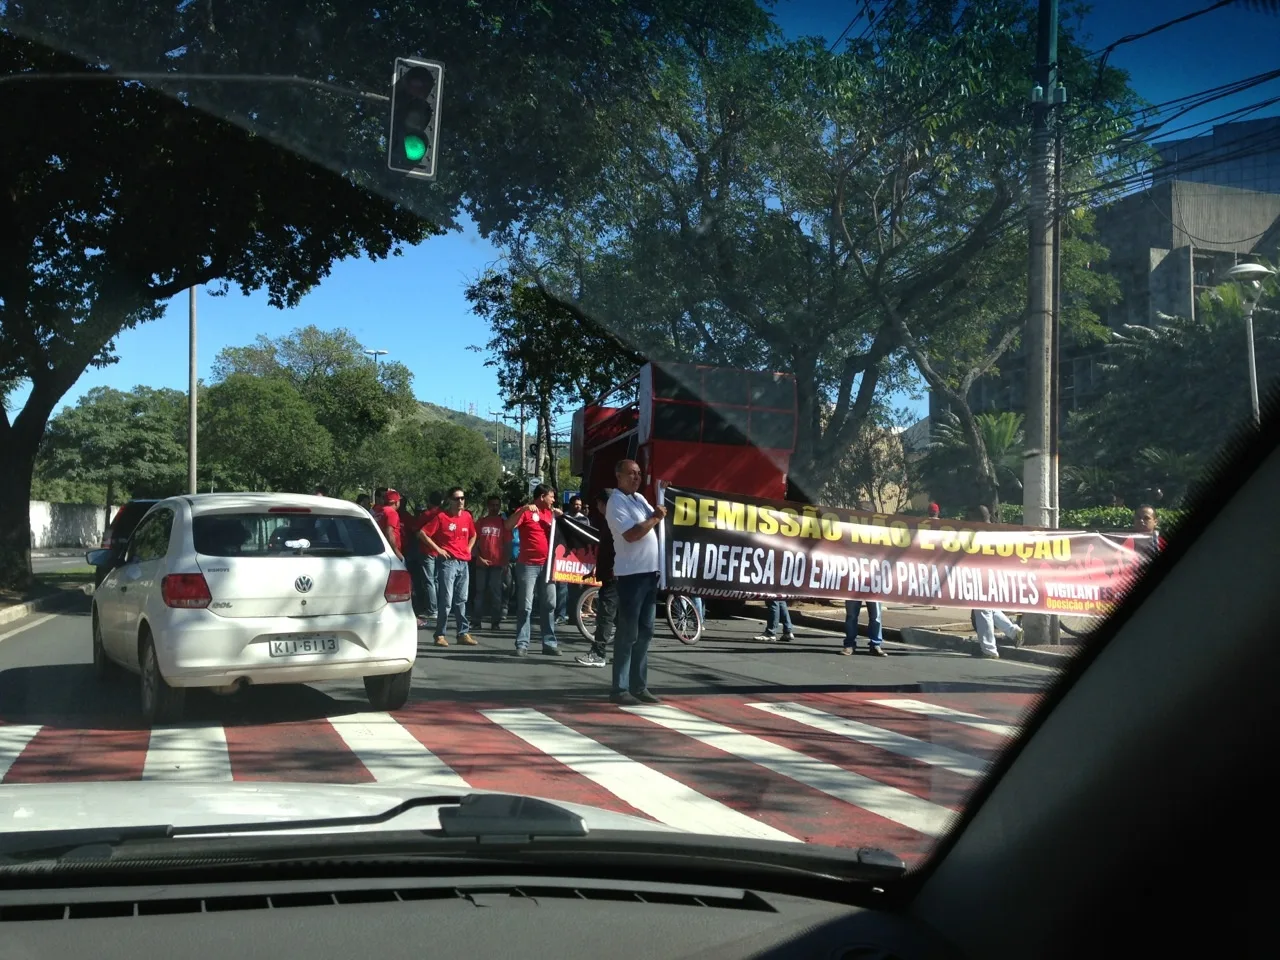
[29,501,119,549]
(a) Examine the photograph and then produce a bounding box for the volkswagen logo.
[294,575,314,594]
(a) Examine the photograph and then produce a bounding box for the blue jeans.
[514,563,557,650]
[408,551,437,618]
[845,600,883,648]
[555,582,569,620]
[434,557,471,637]
[474,563,505,625]
[764,600,792,637]
[614,572,658,695]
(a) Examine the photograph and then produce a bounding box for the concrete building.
[930,117,1280,428]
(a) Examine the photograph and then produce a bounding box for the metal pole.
[188,286,198,495]
[1022,0,1057,647]
[1245,300,1261,428]
[518,400,527,474]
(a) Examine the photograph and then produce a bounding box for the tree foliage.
[492,0,1140,501]
[0,0,769,586]
[1064,267,1280,507]
[36,386,188,504]
[211,326,414,493]
[363,420,503,506]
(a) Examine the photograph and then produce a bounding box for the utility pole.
[1023,0,1061,646]
[187,286,198,495]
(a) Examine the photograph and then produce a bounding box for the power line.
[1087,1,1235,61]
[828,0,874,52]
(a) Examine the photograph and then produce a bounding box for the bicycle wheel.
[575,586,600,642]
[666,594,703,645]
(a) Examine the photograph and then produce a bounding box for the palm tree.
[923,410,1024,514]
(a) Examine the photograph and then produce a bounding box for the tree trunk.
[953,401,1001,519]
[0,441,37,590]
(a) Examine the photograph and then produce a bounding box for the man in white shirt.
[605,459,665,705]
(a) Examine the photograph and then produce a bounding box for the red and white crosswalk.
[0,691,1033,863]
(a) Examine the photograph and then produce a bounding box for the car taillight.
[161,573,212,609]
[384,569,413,603]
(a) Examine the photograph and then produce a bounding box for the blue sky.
[9,0,1279,430]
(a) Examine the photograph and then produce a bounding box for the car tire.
[92,607,115,680]
[364,668,413,711]
[139,631,185,724]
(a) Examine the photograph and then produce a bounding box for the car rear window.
[193,513,385,557]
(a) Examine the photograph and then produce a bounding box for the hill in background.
[412,401,533,471]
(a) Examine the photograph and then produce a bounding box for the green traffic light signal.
[387,57,444,179]
[403,135,427,161]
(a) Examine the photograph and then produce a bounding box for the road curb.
[0,588,87,627]
[31,549,92,559]
[777,606,1076,668]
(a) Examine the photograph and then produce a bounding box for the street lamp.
[1223,262,1277,429]
[363,348,388,365]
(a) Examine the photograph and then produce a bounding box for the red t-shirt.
[476,515,510,565]
[515,507,553,566]
[377,505,402,552]
[423,510,476,561]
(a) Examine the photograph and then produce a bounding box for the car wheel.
[92,608,114,680]
[364,668,413,711]
[139,631,185,724]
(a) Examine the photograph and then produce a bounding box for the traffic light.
[387,57,443,179]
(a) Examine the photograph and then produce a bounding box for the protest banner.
[662,486,1157,616]
[546,515,603,587]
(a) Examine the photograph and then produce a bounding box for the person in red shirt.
[504,483,562,656]
[420,487,477,647]
[375,488,404,561]
[473,495,510,630]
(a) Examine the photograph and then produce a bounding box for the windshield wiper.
[0,793,587,861]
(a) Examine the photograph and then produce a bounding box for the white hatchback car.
[87,493,418,723]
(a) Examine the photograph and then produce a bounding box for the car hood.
[0,781,681,837]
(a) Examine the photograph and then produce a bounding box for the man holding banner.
[606,460,664,705]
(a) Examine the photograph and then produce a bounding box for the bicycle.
[574,585,703,645]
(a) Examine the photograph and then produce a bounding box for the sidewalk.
[742,599,1081,668]
[0,581,92,626]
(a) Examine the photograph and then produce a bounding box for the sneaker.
[840,647,854,656]
[490,622,502,631]
[632,690,662,704]
[978,648,1001,659]
[434,635,449,647]
[753,633,776,642]
[514,646,529,657]
[779,632,795,643]
[868,644,887,657]
[610,691,640,706]
[415,617,431,630]
[1012,626,1025,648]
[575,652,607,667]
[459,634,478,646]
[542,645,562,656]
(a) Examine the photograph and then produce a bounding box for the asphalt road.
[0,593,1058,864]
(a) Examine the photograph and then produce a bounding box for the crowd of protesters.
[335,460,663,703]
[327,476,1167,689]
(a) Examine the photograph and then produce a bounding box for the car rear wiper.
[0,793,587,861]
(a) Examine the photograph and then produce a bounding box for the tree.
[1064,267,1280,506]
[363,421,502,506]
[35,386,189,517]
[494,1,1139,502]
[921,410,1026,513]
[466,270,643,489]
[0,0,770,586]
[201,374,333,492]
[212,326,415,494]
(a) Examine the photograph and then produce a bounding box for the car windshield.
[193,513,384,557]
[2,0,1278,879]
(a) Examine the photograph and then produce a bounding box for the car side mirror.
[86,549,112,567]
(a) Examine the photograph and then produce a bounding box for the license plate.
[268,635,339,657]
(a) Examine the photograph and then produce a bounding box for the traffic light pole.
[1023,0,1058,647]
